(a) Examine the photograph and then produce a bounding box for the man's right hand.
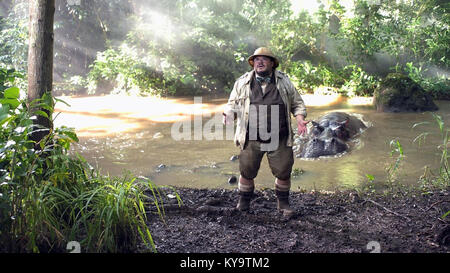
[295,114,309,136]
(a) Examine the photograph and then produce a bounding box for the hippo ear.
[311,121,324,136]
[311,121,324,131]
[338,119,349,127]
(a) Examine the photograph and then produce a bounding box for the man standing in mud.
[223,47,308,216]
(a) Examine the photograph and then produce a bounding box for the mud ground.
[144,187,449,253]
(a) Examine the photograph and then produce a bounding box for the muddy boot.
[236,191,253,211]
[276,190,295,217]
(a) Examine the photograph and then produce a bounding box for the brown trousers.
[239,135,294,181]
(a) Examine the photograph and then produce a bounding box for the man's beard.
[255,69,272,77]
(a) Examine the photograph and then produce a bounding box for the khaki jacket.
[224,70,307,150]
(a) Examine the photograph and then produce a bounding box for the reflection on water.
[54,95,225,136]
[54,94,450,191]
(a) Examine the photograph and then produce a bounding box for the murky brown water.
[54,94,449,191]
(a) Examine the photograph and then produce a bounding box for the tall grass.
[413,112,449,191]
[33,168,168,252]
[360,112,448,195]
[0,82,179,252]
[386,138,406,191]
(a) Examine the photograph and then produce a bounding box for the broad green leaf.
[58,126,79,142]
[65,131,79,142]
[42,92,54,108]
[0,98,20,109]
[0,116,14,126]
[4,86,20,99]
[35,110,49,118]
[0,104,9,115]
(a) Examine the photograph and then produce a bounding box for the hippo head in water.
[299,115,355,158]
[297,112,367,158]
[311,119,350,140]
[300,134,348,158]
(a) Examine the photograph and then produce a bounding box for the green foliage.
[1,0,448,97]
[413,113,449,192]
[53,75,87,96]
[271,0,449,97]
[286,61,341,92]
[339,0,449,67]
[340,65,380,96]
[0,75,176,252]
[386,139,405,189]
[240,0,292,44]
[86,0,295,95]
[286,61,379,96]
[53,0,135,89]
[0,1,28,72]
[360,173,376,195]
[291,168,304,178]
[287,61,327,92]
[360,112,449,195]
[86,46,166,95]
[400,62,450,99]
[271,10,318,64]
[0,68,24,94]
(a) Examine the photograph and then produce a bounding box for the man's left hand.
[296,115,309,136]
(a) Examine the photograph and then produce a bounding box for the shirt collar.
[246,70,280,85]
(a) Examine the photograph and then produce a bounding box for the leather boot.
[276,190,295,217]
[236,191,253,211]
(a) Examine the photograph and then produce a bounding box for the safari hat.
[248,47,279,69]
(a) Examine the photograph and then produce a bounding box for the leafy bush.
[0,68,25,96]
[287,61,345,92]
[53,75,87,96]
[86,31,246,96]
[86,46,166,95]
[340,65,380,97]
[402,62,450,100]
[286,61,379,97]
[0,76,178,252]
[0,3,28,73]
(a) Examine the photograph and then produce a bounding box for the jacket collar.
[244,69,281,85]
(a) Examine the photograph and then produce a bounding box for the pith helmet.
[248,47,279,69]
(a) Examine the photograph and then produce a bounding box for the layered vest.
[247,74,288,143]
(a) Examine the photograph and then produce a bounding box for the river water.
[54,94,449,191]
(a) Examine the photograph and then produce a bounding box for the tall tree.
[27,0,55,146]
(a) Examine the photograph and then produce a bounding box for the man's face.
[253,56,274,76]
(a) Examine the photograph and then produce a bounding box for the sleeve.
[287,78,307,118]
[223,80,240,118]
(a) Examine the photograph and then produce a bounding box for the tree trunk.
[27,0,55,147]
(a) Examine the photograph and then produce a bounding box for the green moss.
[374,73,438,112]
[381,73,417,93]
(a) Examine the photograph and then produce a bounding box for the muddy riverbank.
[143,187,449,253]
